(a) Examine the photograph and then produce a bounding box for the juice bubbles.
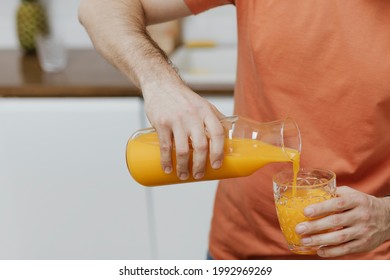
[126,132,300,186]
[273,168,336,254]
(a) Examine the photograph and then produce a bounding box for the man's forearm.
[78,0,183,92]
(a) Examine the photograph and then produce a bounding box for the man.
[79,0,390,259]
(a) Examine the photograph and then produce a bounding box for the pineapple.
[16,0,49,54]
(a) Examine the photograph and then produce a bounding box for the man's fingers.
[172,126,190,180]
[204,115,225,169]
[190,126,209,180]
[157,128,173,174]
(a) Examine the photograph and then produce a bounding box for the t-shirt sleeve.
[184,0,235,14]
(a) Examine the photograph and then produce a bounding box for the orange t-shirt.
[184,0,390,259]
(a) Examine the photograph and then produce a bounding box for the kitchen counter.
[0,49,234,97]
[0,49,138,97]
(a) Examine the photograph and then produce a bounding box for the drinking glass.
[273,168,336,254]
[35,33,67,73]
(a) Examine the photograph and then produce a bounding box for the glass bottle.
[126,116,301,186]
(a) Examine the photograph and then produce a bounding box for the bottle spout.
[281,117,302,160]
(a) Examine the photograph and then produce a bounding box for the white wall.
[0,0,93,49]
[1,0,236,49]
[182,5,237,45]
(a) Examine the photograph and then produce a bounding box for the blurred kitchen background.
[0,0,237,259]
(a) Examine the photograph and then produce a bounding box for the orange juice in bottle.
[126,116,301,186]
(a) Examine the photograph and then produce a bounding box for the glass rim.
[273,167,336,188]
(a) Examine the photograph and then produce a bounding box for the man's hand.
[143,81,225,180]
[295,186,390,258]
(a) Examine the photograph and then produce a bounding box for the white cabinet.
[0,95,233,260]
[147,95,234,260]
[0,97,152,259]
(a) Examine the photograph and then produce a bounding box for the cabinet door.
[147,95,234,260]
[0,97,152,259]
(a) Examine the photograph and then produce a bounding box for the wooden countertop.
[0,49,233,98]
[0,49,140,97]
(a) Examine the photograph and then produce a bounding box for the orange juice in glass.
[273,168,336,255]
